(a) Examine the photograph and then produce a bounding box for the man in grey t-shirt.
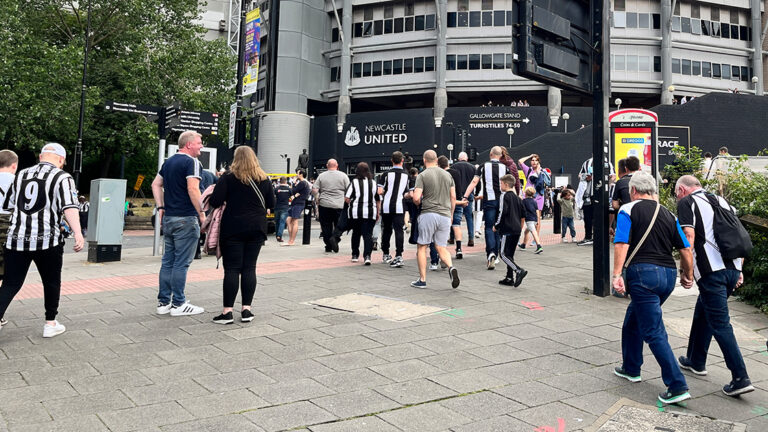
[411,150,461,289]
[313,159,350,253]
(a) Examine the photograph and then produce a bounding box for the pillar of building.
[660,0,674,104]
[433,0,448,126]
[547,86,561,127]
[337,0,353,130]
[750,0,764,95]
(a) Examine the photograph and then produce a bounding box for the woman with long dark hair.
[345,162,381,265]
[208,146,275,324]
[499,148,521,195]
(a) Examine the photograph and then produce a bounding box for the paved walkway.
[0,229,766,431]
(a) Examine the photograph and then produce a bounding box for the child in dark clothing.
[519,187,543,254]
[494,174,528,287]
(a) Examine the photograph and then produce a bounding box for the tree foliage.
[0,0,235,183]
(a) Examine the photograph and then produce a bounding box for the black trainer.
[212,312,234,325]
[722,377,755,397]
[514,269,528,287]
[498,277,515,286]
[658,388,691,404]
[449,266,460,289]
[328,236,339,253]
[241,309,254,322]
[613,366,641,383]
[678,356,707,376]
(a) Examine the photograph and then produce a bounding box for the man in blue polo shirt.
[151,131,206,316]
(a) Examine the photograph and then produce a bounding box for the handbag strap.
[248,179,266,209]
[623,201,660,271]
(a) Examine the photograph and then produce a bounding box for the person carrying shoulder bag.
[208,146,275,324]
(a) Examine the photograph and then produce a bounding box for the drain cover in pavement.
[586,399,746,432]
[307,293,446,321]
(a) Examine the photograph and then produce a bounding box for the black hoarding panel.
[513,0,593,94]
[340,108,435,161]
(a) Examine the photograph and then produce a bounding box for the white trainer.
[156,303,173,315]
[170,302,205,316]
[43,321,66,338]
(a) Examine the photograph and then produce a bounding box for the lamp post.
[74,0,92,189]
[447,144,454,160]
[615,98,622,111]
[506,127,515,148]
[667,85,675,102]
[562,113,570,133]
[752,76,759,95]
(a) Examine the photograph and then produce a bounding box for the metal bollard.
[302,205,312,245]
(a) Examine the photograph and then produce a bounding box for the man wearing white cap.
[0,143,84,338]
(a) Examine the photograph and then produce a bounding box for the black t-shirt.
[275,184,292,210]
[496,191,525,234]
[451,161,476,197]
[291,180,310,206]
[209,173,276,240]
[614,199,689,268]
[612,173,633,206]
[523,198,538,222]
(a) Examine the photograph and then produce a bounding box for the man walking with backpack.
[675,175,754,397]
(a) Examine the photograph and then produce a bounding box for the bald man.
[313,159,350,253]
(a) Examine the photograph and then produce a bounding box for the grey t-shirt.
[314,169,350,209]
[415,166,454,218]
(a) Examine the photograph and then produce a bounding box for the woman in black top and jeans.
[208,146,275,324]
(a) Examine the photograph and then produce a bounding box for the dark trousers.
[381,213,405,256]
[221,234,264,308]
[406,202,420,245]
[499,232,522,278]
[350,219,375,258]
[582,203,594,240]
[483,200,501,257]
[0,245,64,321]
[319,206,342,251]
[686,269,748,380]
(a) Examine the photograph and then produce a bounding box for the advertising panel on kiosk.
[609,109,659,177]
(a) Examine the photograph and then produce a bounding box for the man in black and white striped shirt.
[463,146,507,269]
[675,175,754,397]
[377,151,409,268]
[0,143,84,338]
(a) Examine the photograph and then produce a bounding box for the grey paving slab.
[468,343,538,364]
[9,381,78,403]
[123,379,211,406]
[448,415,534,432]
[69,370,153,395]
[177,388,269,419]
[314,368,395,393]
[43,390,135,420]
[369,359,443,382]
[193,368,275,392]
[428,369,507,393]
[202,350,280,373]
[155,345,228,364]
[89,352,168,374]
[0,372,26,390]
[243,401,337,432]
[315,350,388,371]
[160,414,265,432]
[139,360,219,382]
[0,402,52,425]
[98,401,195,432]
[561,390,625,417]
[259,359,335,382]
[538,372,617,396]
[493,381,576,407]
[367,342,437,363]
[307,416,401,432]
[421,350,493,372]
[456,329,518,346]
[7,414,108,432]
[311,389,401,418]
[510,401,597,431]
[375,378,457,405]
[250,378,336,405]
[315,335,384,354]
[377,403,472,432]
[439,391,526,420]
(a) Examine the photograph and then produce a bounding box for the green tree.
[0,0,235,181]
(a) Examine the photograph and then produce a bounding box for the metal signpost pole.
[592,0,611,297]
[153,109,167,257]
[234,0,248,146]
[74,1,92,189]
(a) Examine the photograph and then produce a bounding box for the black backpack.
[696,193,752,260]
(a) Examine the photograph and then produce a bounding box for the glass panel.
[672,58,680,73]
[330,67,337,82]
[493,53,505,69]
[425,56,435,72]
[507,11,512,26]
[615,55,625,71]
[470,11,481,27]
[627,55,638,71]
[469,54,481,69]
[405,17,414,31]
[711,7,719,22]
[638,56,650,72]
[681,17,691,33]
[672,16,681,32]
[740,26,748,41]
[614,12,626,28]
[426,14,435,30]
[405,0,414,16]
[447,12,457,27]
[731,66,739,80]
[482,11,493,26]
[458,0,469,12]
[506,53,512,68]
[482,0,493,10]
[692,61,700,75]
[384,5,393,19]
[654,56,661,72]
[374,20,383,35]
[393,59,403,74]
[353,63,361,78]
[372,61,382,77]
[721,22,729,38]
[691,19,701,35]
[446,55,456,70]
[415,15,425,31]
[674,1,680,15]
[741,67,748,81]
[626,12,637,28]
[615,0,626,11]
[363,62,371,77]
[711,22,720,37]
[682,59,691,75]
[713,63,721,78]
[384,19,393,34]
[457,12,469,27]
[730,10,739,25]
[638,13,650,29]
[721,64,730,79]
[457,55,468,69]
[414,57,424,73]
[482,54,492,69]
[652,13,660,29]
[332,28,339,42]
[363,21,373,37]
[731,24,739,39]
[394,17,404,32]
[691,4,700,19]
[354,23,363,38]
[404,58,413,73]
[383,60,392,75]
[702,62,711,77]
[701,20,710,36]
[494,11,505,26]
[364,7,373,21]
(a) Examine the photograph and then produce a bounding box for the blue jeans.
[429,243,438,264]
[275,209,288,239]
[621,263,687,393]
[561,216,575,238]
[686,269,748,380]
[452,194,474,236]
[483,200,500,257]
[158,216,200,306]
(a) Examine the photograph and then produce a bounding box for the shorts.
[417,213,451,247]
[288,204,305,219]
[524,221,537,233]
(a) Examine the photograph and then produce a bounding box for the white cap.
[41,142,67,158]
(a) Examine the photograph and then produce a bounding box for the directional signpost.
[513,0,612,297]
[167,110,220,136]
